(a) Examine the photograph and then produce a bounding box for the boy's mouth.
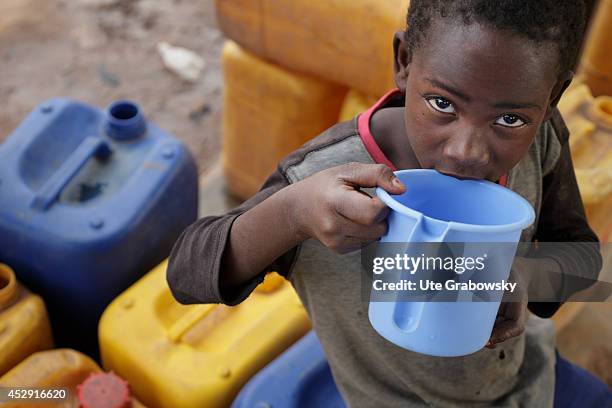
[437,170,482,181]
[436,169,502,183]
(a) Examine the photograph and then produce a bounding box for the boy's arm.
[166,160,403,307]
[528,120,602,318]
[166,167,298,306]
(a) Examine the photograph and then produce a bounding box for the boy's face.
[394,20,568,181]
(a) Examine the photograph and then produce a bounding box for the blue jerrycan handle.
[31,136,112,211]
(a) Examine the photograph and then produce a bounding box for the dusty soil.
[0,0,224,174]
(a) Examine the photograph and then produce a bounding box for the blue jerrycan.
[232,331,346,408]
[369,170,534,357]
[0,99,198,358]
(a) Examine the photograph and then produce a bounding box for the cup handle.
[405,216,450,243]
[392,217,450,332]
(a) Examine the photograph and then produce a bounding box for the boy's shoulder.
[279,118,375,183]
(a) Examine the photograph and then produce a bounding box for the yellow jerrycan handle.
[166,304,216,343]
[165,272,286,342]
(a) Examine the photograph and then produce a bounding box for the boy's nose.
[442,132,490,174]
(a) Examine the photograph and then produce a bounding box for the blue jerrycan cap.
[105,100,146,140]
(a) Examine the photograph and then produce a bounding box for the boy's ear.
[544,70,574,121]
[393,31,410,92]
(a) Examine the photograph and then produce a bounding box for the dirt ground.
[0,0,223,174]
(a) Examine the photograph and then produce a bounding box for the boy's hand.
[486,298,528,349]
[486,257,531,348]
[288,162,406,254]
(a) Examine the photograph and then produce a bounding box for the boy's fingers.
[492,326,524,345]
[346,220,388,242]
[338,163,406,194]
[505,301,527,321]
[331,212,388,241]
[487,300,528,348]
[336,194,389,226]
[332,236,363,254]
[331,234,379,255]
[488,318,525,346]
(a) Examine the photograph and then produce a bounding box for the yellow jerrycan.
[580,0,612,96]
[0,263,53,376]
[221,40,346,200]
[216,0,410,97]
[99,261,311,408]
[338,89,379,123]
[0,348,145,408]
[558,83,612,242]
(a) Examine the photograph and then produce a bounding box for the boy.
[168,1,608,406]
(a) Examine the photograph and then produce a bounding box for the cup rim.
[376,169,535,233]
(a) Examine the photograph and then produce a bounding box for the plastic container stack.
[216,0,409,199]
[221,40,346,199]
[216,0,409,97]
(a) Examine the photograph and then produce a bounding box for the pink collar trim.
[357,89,401,171]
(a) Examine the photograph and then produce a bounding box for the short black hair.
[404,0,586,77]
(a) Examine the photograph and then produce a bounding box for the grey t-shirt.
[167,96,600,407]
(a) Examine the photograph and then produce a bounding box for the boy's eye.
[426,97,455,114]
[495,114,525,128]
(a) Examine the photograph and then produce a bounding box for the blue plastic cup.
[369,169,535,356]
